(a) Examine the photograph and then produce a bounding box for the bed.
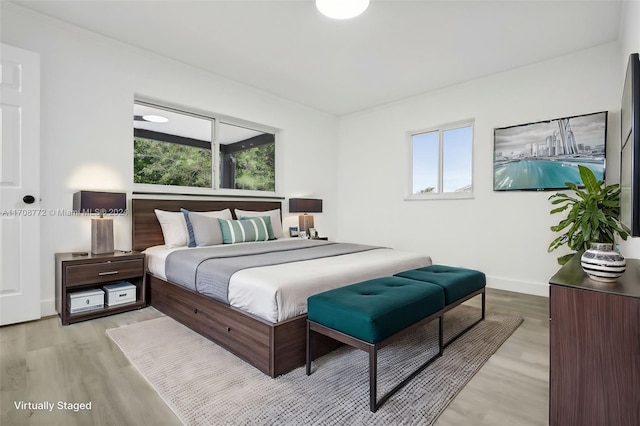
[132,198,431,377]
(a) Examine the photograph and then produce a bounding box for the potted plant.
[548,165,630,280]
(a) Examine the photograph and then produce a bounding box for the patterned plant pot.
[580,243,626,282]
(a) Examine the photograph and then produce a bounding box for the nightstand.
[55,251,146,325]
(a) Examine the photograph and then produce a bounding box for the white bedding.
[144,240,431,323]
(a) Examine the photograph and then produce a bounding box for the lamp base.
[91,218,114,254]
[298,214,315,233]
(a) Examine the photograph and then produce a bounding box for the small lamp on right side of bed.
[289,198,323,234]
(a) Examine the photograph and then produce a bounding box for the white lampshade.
[315,0,370,20]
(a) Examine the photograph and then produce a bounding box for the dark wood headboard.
[131,198,282,251]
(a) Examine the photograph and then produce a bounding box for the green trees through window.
[233,143,275,191]
[134,137,212,187]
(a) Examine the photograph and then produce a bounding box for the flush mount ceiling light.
[316,0,370,19]
[142,115,169,123]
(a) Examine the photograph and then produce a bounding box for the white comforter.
[145,240,431,323]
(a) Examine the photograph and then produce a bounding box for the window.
[134,104,213,188]
[219,122,275,191]
[133,102,276,192]
[410,121,473,199]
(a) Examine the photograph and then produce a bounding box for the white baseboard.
[486,276,549,298]
[41,298,57,317]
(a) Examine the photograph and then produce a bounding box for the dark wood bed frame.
[131,198,338,378]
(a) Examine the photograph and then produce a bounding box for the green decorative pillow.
[235,208,283,239]
[218,217,272,244]
[239,216,275,240]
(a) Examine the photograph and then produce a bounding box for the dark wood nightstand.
[55,251,146,325]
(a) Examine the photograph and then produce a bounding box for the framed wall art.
[493,111,607,191]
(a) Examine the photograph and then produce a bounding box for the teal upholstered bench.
[306,276,445,412]
[395,265,486,347]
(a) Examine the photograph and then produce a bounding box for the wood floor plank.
[436,288,549,426]
[1,288,549,425]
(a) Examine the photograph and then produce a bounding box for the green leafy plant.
[548,165,630,265]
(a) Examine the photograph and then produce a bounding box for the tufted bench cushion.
[395,265,486,348]
[395,265,486,305]
[306,276,446,412]
[307,276,445,344]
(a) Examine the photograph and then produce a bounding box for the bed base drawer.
[149,276,272,375]
[148,274,341,377]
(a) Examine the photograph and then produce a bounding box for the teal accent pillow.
[240,216,275,240]
[218,218,271,244]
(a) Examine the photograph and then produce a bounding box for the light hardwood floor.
[436,289,549,426]
[0,288,549,425]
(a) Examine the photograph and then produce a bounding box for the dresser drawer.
[66,259,143,287]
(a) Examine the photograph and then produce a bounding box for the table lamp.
[289,198,323,233]
[73,191,126,254]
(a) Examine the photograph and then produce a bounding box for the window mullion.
[212,118,219,190]
[438,130,444,193]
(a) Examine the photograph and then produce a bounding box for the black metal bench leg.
[306,321,312,376]
[369,346,377,412]
[373,317,444,412]
[443,290,486,349]
[439,315,443,356]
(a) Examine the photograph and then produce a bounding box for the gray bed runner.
[165,239,380,303]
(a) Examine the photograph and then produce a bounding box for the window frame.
[407,119,475,201]
[133,99,278,196]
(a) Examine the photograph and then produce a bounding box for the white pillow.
[195,208,232,220]
[154,209,189,248]
[234,208,284,239]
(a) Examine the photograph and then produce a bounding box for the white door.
[0,44,41,325]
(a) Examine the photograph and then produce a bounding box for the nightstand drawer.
[66,259,143,287]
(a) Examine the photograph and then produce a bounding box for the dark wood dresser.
[549,255,640,426]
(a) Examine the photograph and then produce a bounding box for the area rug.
[107,306,522,425]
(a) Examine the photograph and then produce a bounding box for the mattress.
[144,240,431,322]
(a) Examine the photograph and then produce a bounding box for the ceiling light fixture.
[142,115,169,123]
[316,0,369,20]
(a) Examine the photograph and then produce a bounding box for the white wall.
[1,4,340,317]
[336,42,634,297]
[620,1,640,64]
[618,0,640,256]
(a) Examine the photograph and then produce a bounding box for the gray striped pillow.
[218,218,271,244]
